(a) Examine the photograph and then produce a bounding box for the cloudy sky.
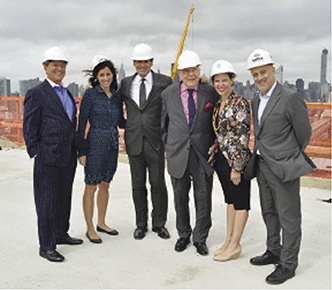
[1,0,331,92]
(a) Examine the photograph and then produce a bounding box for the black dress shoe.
[96,225,119,236]
[56,235,83,245]
[86,232,102,244]
[266,264,295,284]
[250,250,279,266]
[175,238,190,252]
[152,227,170,239]
[193,242,209,256]
[134,227,147,240]
[39,250,65,262]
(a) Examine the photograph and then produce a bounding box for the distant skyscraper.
[118,63,126,84]
[275,65,284,84]
[320,48,328,85]
[0,77,11,97]
[68,82,79,97]
[296,78,305,99]
[19,77,41,97]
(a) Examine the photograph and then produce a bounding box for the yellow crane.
[171,7,195,81]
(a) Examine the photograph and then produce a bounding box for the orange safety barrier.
[0,96,331,179]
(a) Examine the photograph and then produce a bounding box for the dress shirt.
[46,78,74,120]
[130,71,153,106]
[258,81,277,125]
[257,81,277,155]
[180,82,198,125]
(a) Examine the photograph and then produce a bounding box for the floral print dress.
[212,91,251,172]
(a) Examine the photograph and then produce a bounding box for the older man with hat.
[119,43,172,241]
[161,50,218,256]
[23,46,83,262]
[244,49,316,284]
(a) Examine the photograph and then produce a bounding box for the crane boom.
[171,7,195,81]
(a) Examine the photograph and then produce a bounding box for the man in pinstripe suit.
[23,46,83,262]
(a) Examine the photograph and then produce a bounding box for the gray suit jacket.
[161,82,218,179]
[119,71,172,156]
[244,82,315,182]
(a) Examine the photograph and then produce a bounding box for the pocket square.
[204,102,214,111]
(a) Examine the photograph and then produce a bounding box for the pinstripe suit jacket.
[23,79,77,167]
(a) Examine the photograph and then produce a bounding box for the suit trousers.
[128,137,168,229]
[171,147,213,243]
[257,157,301,271]
[33,154,77,251]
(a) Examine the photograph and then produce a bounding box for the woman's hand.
[231,170,241,185]
[79,156,87,166]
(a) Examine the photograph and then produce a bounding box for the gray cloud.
[0,0,330,92]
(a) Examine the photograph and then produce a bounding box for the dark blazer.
[161,82,218,179]
[23,80,77,166]
[119,71,172,156]
[244,82,316,182]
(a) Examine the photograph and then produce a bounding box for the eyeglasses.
[181,67,200,75]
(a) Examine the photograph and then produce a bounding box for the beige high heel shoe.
[214,244,242,262]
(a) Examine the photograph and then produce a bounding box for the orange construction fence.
[0,96,331,178]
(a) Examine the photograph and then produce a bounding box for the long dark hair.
[84,60,118,91]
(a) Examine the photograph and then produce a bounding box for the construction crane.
[171,7,195,81]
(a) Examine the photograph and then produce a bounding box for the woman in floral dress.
[208,60,251,262]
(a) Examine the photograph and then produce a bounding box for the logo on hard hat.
[252,53,263,62]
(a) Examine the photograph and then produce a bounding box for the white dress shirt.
[130,71,153,106]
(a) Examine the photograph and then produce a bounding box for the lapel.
[173,83,188,125]
[193,83,207,128]
[124,74,140,109]
[251,95,260,136]
[42,80,76,123]
[258,82,282,135]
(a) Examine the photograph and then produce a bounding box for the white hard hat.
[43,46,68,63]
[247,48,274,70]
[90,55,108,70]
[177,50,202,70]
[131,43,153,61]
[211,60,236,78]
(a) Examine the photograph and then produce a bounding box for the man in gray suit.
[161,50,218,256]
[244,49,316,284]
[120,43,172,240]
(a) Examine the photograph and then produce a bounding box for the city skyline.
[0,0,330,92]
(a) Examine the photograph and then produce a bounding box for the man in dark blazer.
[23,46,83,262]
[244,49,316,284]
[119,43,172,240]
[161,50,218,256]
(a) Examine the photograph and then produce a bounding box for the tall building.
[19,77,41,97]
[296,78,305,99]
[320,48,328,85]
[0,77,11,97]
[118,63,126,84]
[68,82,79,97]
[275,65,284,84]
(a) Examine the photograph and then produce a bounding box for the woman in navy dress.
[78,56,125,243]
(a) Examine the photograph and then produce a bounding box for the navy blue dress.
[78,85,126,185]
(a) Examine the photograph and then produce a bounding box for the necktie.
[139,78,146,108]
[187,89,196,128]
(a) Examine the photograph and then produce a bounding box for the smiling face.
[250,64,276,95]
[44,61,67,85]
[178,66,200,89]
[96,66,113,92]
[213,73,234,99]
[133,59,153,78]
